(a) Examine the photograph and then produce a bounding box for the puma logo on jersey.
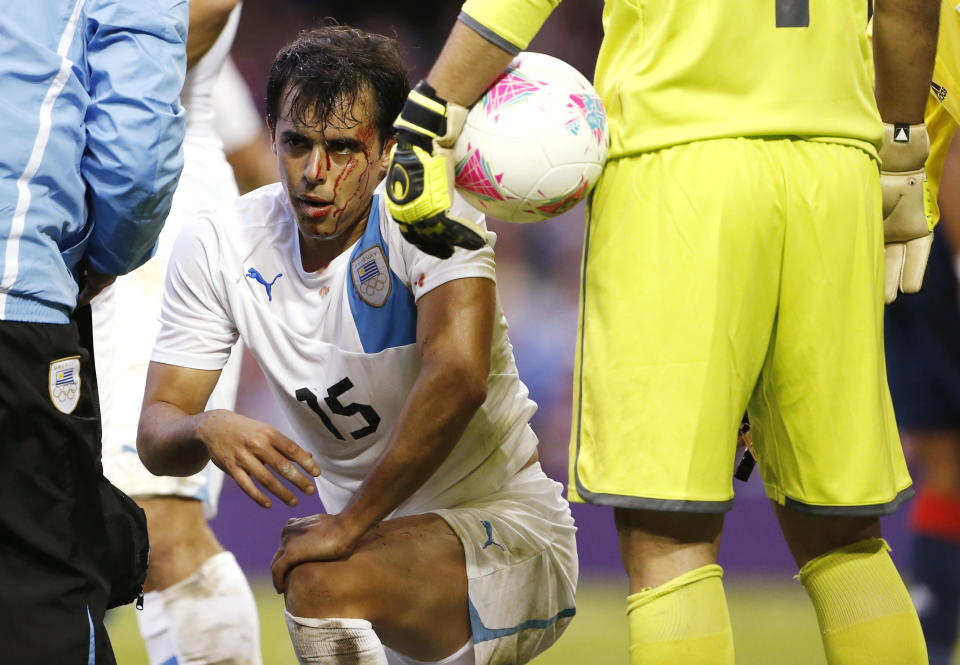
[481,520,505,551]
[246,268,283,301]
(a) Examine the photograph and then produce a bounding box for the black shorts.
[885,231,960,431]
[0,314,116,665]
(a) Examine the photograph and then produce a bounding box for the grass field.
[107,575,832,665]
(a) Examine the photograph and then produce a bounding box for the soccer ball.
[453,52,609,223]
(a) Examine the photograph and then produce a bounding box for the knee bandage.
[284,613,388,665]
[157,551,262,665]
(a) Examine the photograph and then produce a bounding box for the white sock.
[160,551,262,665]
[384,640,474,665]
[284,612,389,665]
[135,591,178,665]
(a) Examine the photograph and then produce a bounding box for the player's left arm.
[270,275,495,590]
[874,0,941,302]
[426,0,562,103]
[385,0,554,257]
[424,20,516,107]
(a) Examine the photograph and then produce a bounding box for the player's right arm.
[186,0,243,68]
[138,361,222,478]
[873,0,941,302]
[138,213,321,508]
[138,360,321,509]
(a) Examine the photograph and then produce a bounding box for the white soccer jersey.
[152,183,540,515]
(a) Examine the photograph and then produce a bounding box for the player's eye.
[283,134,310,150]
[325,140,354,155]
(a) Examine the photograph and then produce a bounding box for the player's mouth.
[298,197,333,219]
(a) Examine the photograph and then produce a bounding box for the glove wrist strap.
[879,122,929,171]
[395,81,448,138]
[394,80,467,148]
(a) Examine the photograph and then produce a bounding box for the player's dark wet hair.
[266,24,409,151]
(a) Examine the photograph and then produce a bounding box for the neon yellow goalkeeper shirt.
[925,0,960,213]
[461,0,882,160]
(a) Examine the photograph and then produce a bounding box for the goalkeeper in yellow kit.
[385,1,940,664]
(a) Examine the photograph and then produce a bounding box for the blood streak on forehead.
[354,125,378,153]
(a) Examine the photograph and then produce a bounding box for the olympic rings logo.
[360,273,388,296]
[52,385,77,402]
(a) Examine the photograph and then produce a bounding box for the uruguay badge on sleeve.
[350,245,391,307]
[49,356,81,414]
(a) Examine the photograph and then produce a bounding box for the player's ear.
[267,119,277,154]
[377,133,397,171]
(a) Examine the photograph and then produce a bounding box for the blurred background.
[108,2,918,663]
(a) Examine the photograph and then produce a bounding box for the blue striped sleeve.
[82,0,189,275]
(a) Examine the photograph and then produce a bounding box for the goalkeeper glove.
[386,81,486,259]
[880,122,935,304]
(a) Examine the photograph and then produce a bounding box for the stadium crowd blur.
[230,0,605,485]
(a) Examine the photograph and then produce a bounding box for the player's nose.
[304,145,327,183]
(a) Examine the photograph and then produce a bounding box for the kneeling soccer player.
[136,25,577,665]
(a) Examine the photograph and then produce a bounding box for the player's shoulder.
[373,181,489,251]
[371,182,497,297]
[370,182,409,258]
[174,182,291,270]
[196,182,288,243]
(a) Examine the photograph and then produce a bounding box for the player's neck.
[298,218,368,273]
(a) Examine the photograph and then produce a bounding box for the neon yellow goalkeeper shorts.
[568,137,913,515]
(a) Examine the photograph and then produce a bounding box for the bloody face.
[270,85,392,258]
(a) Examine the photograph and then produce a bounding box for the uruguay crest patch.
[350,245,391,307]
[49,356,81,414]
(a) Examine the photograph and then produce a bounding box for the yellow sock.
[798,538,927,665]
[625,564,734,665]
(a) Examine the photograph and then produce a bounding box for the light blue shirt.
[0,0,188,323]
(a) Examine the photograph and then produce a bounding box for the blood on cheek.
[330,151,374,220]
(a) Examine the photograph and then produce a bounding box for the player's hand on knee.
[386,81,486,259]
[196,410,322,508]
[880,122,934,304]
[270,513,358,592]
